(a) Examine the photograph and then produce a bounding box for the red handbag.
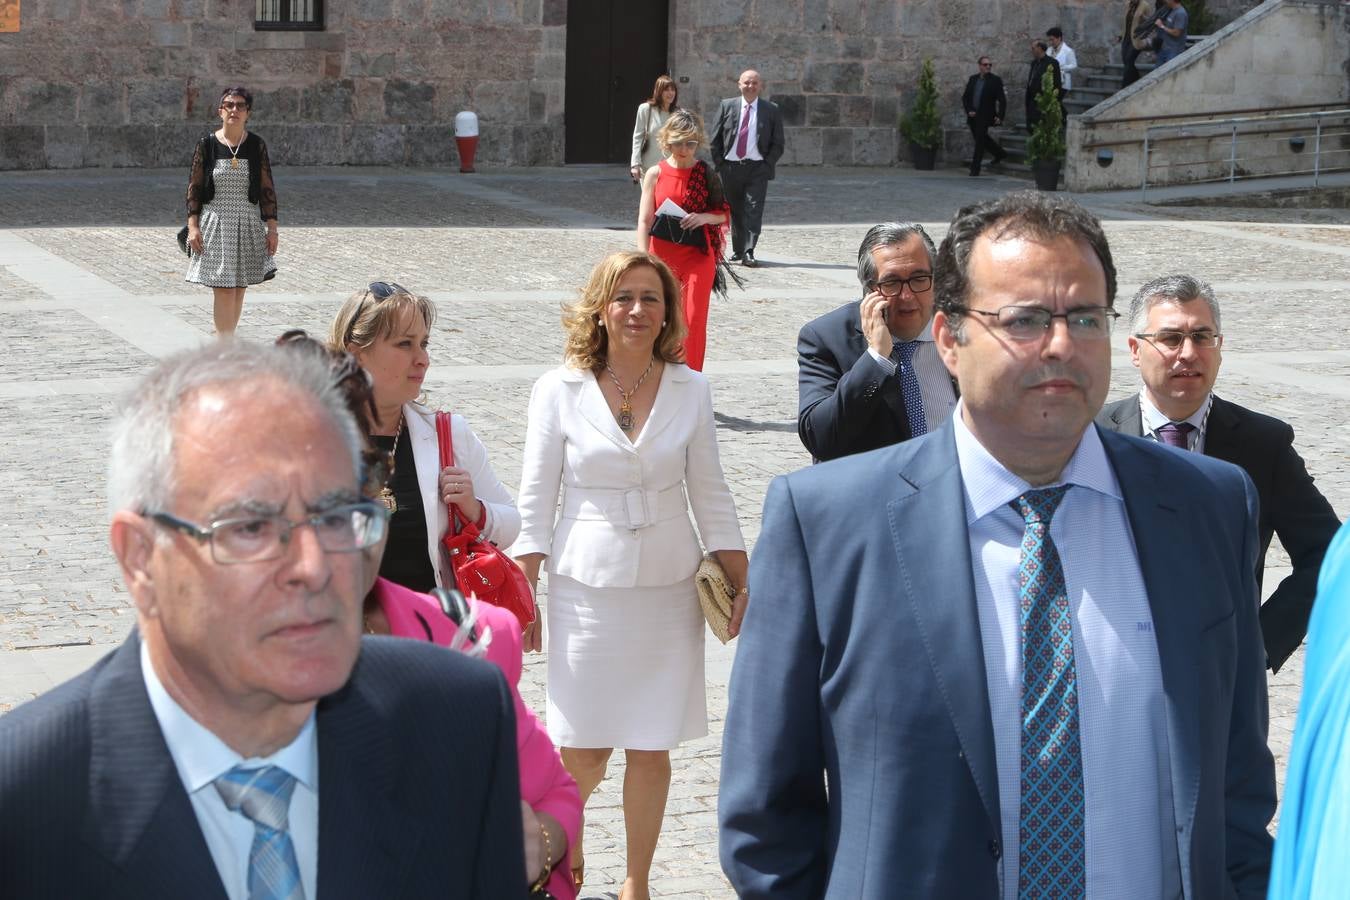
[435,411,536,627]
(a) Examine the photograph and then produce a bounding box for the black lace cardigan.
[184,132,278,222]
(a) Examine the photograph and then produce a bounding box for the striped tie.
[1011,486,1085,899]
[215,765,306,900]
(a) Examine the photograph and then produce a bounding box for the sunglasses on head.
[342,282,412,346]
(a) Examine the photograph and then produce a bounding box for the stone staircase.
[968,61,1156,174]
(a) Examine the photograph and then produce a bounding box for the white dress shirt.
[1049,41,1079,90]
[953,409,1182,900]
[1139,390,1213,453]
[723,98,763,161]
[141,643,319,900]
[865,319,958,430]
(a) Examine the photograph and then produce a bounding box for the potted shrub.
[1026,68,1065,191]
[900,59,941,170]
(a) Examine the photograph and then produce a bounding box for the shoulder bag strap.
[434,411,463,535]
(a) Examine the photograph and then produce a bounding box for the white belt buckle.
[622,488,651,530]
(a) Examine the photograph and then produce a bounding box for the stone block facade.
[2,0,1159,170]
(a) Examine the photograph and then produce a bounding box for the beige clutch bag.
[695,553,735,644]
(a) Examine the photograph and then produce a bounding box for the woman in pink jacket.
[277,330,580,899]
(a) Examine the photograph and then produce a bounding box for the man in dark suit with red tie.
[1097,274,1341,673]
[709,69,786,268]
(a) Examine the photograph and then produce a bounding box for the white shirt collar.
[1138,389,1211,433]
[952,400,1122,525]
[140,639,318,795]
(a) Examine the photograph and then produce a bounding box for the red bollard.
[455,111,479,173]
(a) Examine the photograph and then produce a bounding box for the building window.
[255,0,324,31]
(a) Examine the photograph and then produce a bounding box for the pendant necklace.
[605,359,655,432]
[222,132,243,168]
[377,414,404,514]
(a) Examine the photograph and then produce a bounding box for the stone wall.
[0,0,566,170]
[669,0,1131,168]
[1066,0,1350,191]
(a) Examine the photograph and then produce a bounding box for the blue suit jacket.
[719,422,1275,899]
[0,631,527,899]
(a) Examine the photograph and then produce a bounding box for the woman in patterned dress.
[184,86,278,337]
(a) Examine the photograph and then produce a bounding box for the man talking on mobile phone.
[796,222,958,462]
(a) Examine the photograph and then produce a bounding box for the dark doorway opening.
[564,0,670,164]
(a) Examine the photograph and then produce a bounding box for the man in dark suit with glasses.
[797,222,958,461]
[1098,274,1341,672]
[962,56,1008,176]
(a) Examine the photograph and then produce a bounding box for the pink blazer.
[372,578,580,899]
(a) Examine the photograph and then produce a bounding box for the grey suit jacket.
[1097,394,1341,672]
[0,630,527,899]
[720,422,1275,899]
[709,96,785,179]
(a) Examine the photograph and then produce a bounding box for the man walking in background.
[1026,41,1062,130]
[710,69,786,268]
[962,56,1007,177]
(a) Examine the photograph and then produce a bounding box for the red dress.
[650,160,718,371]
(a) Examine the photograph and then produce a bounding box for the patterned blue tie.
[893,340,927,437]
[215,765,306,900]
[1011,486,1085,899]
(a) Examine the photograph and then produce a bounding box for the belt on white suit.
[561,484,688,531]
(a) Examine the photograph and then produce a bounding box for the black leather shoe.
[729,252,744,262]
[742,251,758,268]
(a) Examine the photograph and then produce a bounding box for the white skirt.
[545,573,707,750]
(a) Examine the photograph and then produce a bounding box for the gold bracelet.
[530,820,552,892]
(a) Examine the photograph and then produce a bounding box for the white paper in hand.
[655,198,689,218]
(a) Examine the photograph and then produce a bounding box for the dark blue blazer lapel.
[888,424,1000,831]
[847,313,911,440]
[1098,428,1203,837]
[315,659,420,896]
[82,631,229,899]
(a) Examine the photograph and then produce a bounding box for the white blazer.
[403,402,521,588]
[513,364,745,588]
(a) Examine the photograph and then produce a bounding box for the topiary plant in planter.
[1026,67,1065,190]
[900,59,942,170]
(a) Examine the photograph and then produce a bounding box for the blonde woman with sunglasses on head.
[328,281,521,598]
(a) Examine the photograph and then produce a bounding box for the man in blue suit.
[720,191,1275,899]
[0,342,525,898]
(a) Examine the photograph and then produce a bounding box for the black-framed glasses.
[1134,330,1222,351]
[979,62,993,68]
[871,273,933,297]
[962,305,1119,341]
[146,502,389,565]
[342,281,411,346]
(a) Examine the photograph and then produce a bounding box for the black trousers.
[967,120,1004,175]
[1122,40,1143,87]
[719,159,770,256]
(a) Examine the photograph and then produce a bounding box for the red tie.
[735,103,752,157]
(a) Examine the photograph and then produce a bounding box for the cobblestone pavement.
[2,164,1347,898]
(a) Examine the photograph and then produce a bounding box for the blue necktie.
[893,340,927,437]
[1011,486,1085,898]
[215,765,306,900]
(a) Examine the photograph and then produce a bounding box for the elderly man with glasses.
[796,222,959,461]
[1098,274,1342,673]
[723,192,1275,899]
[0,341,526,898]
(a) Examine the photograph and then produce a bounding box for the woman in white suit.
[328,281,520,595]
[514,251,749,900]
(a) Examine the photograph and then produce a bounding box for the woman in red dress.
[636,109,735,372]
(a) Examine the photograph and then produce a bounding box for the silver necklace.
[605,359,655,432]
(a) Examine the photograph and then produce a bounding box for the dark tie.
[735,103,752,157]
[215,765,306,900]
[1011,486,1085,899]
[892,341,927,437]
[1156,421,1195,449]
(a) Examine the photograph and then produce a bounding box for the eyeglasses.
[962,305,1119,341]
[220,101,249,111]
[872,274,933,297]
[672,139,700,149]
[1135,330,1223,350]
[342,281,410,346]
[146,502,388,565]
[979,62,993,68]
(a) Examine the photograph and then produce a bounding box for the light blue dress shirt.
[953,410,1181,900]
[140,642,319,900]
[1138,390,1212,453]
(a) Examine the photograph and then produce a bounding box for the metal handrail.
[1140,108,1350,199]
